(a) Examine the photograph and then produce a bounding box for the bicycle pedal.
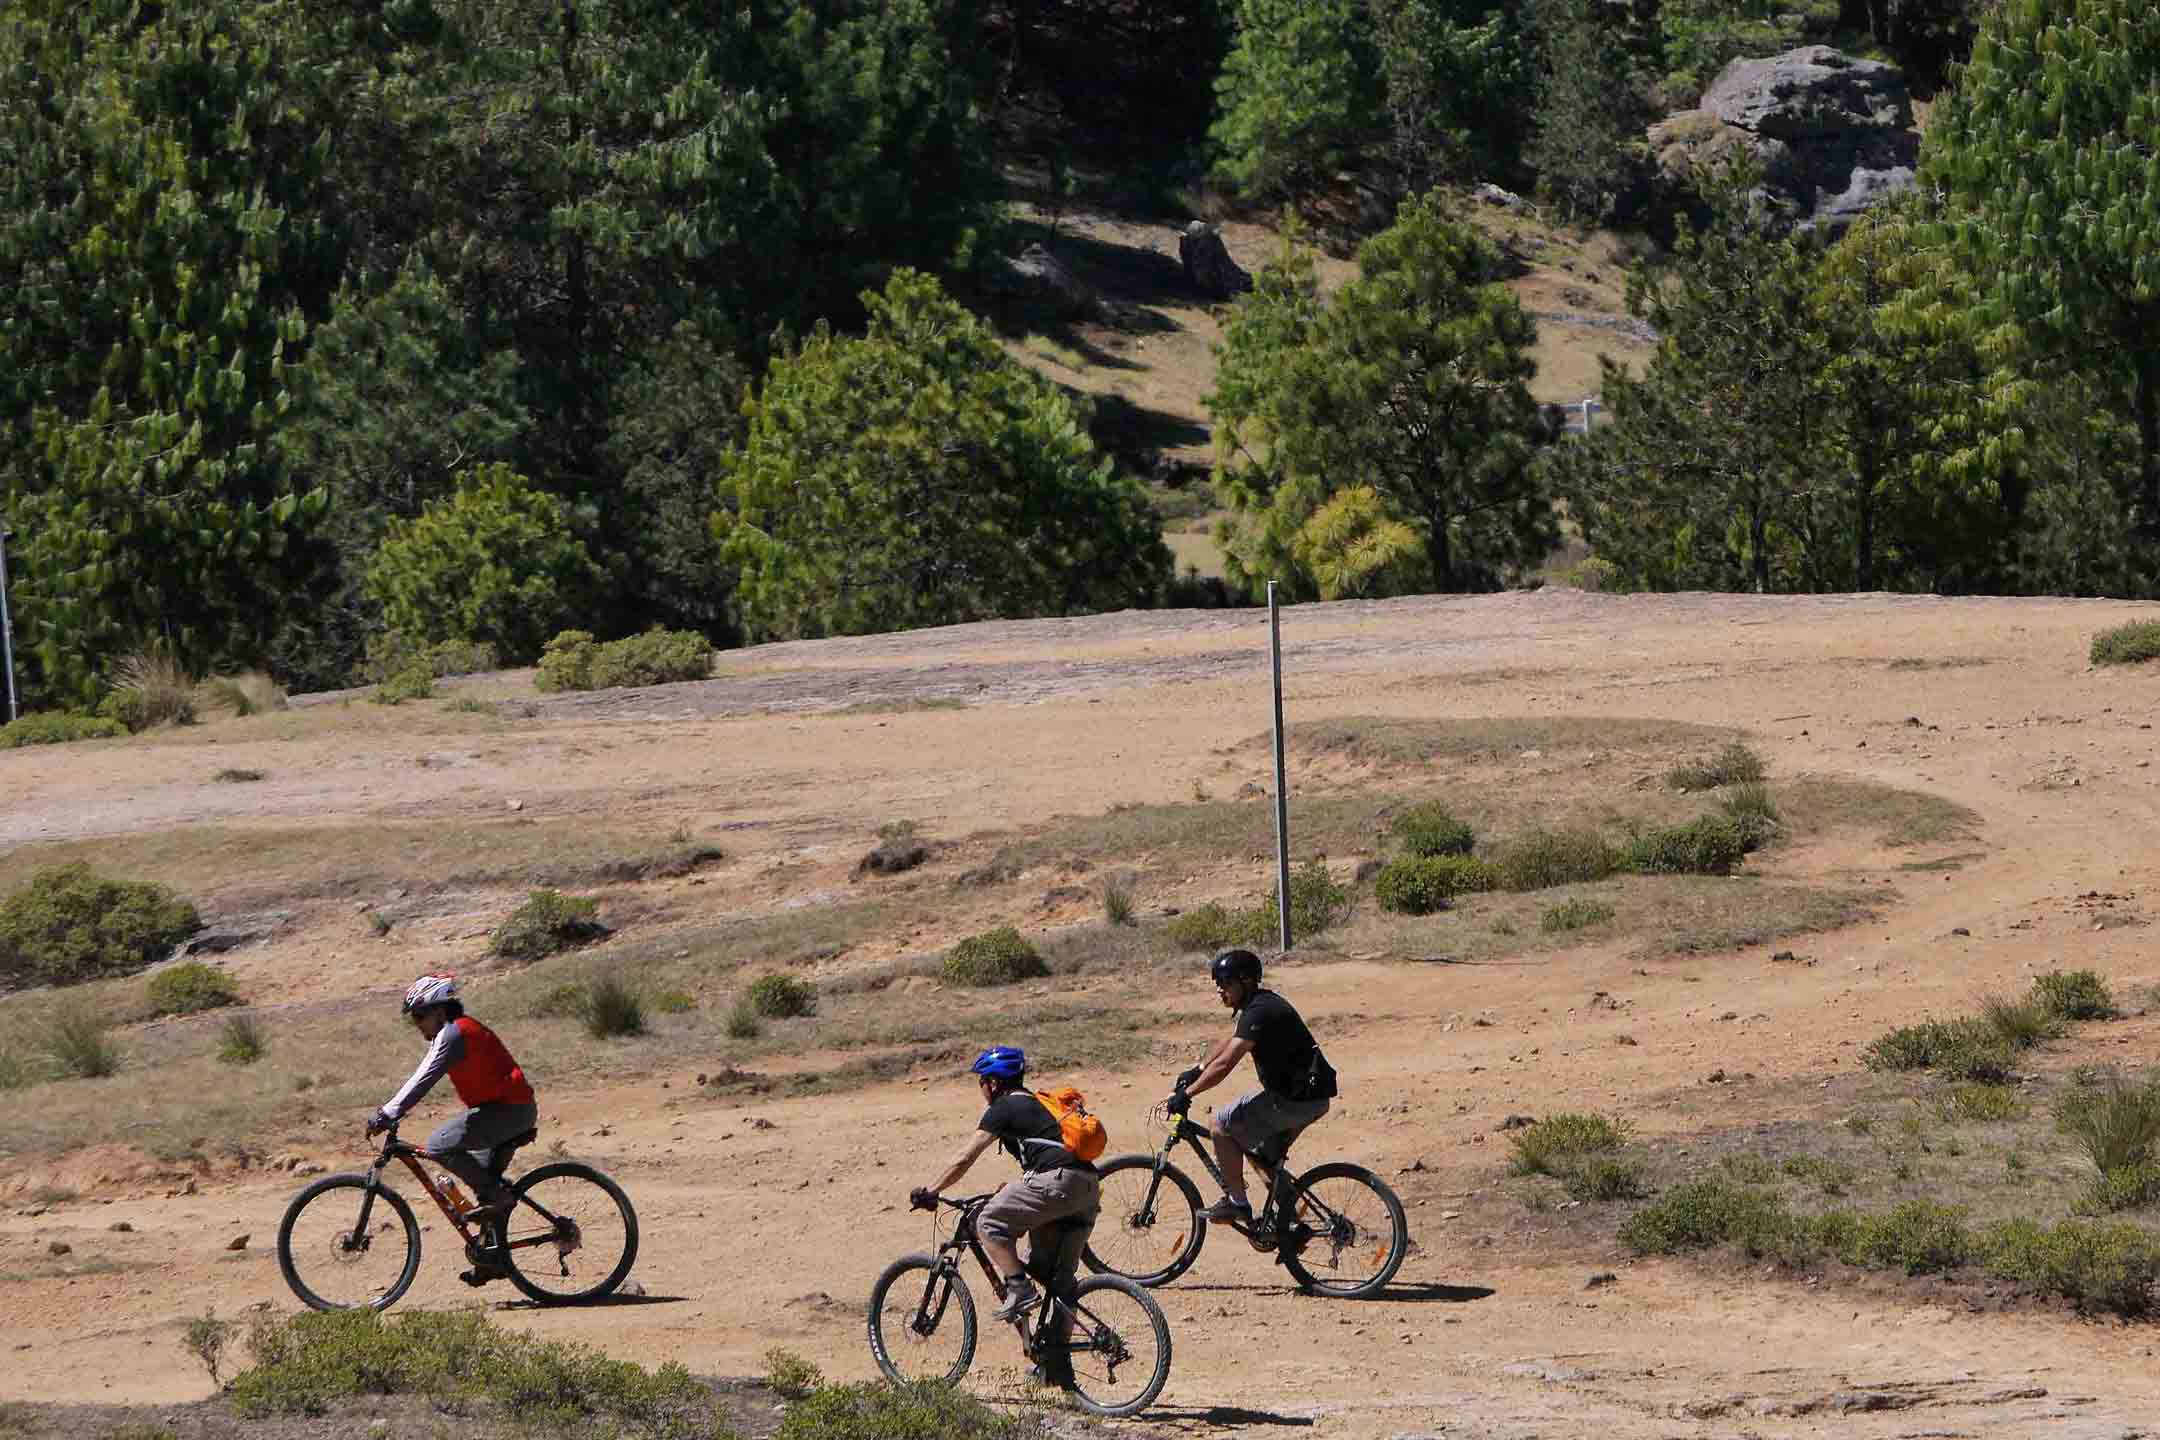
[459,1268,502,1287]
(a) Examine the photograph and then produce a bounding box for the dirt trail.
[6,588,2160,1434]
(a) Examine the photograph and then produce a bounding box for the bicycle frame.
[916,1196,1115,1370]
[1153,1102,1298,1227]
[349,1125,568,1265]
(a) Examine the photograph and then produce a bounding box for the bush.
[775,1380,1027,1440]
[218,1013,267,1065]
[213,768,266,783]
[725,1002,763,1040]
[534,629,712,692]
[1981,994,2063,1050]
[365,465,601,666]
[747,974,818,1018]
[0,865,201,989]
[1868,1016,2018,1081]
[1618,1178,1788,1255]
[2034,969,2116,1021]
[1718,783,1780,847]
[1621,815,1750,875]
[1166,902,1252,951]
[101,649,198,731]
[489,891,607,963]
[1839,1201,1970,1274]
[1390,804,1476,857]
[651,990,696,1014]
[1980,1217,2160,1315]
[764,1348,824,1401]
[1277,859,1349,937]
[371,663,435,705]
[944,927,1050,986]
[1375,855,1495,915]
[1540,898,1615,933]
[2055,1072,2160,1175]
[201,671,288,717]
[531,981,590,1019]
[1780,1155,1856,1196]
[0,711,128,748]
[145,962,241,1016]
[1509,1112,1630,1177]
[1101,873,1137,926]
[1563,1156,1648,1201]
[45,1009,123,1079]
[361,634,498,685]
[2074,1162,2160,1216]
[2090,621,2160,666]
[1665,740,1765,792]
[1937,1083,2025,1123]
[1492,829,1618,892]
[581,977,647,1039]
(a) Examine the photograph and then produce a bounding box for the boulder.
[993,243,1096,319]
[1650,46,1918,233]
[1178,222,1253,301]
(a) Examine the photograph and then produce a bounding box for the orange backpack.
[1034,1086,1108,1163]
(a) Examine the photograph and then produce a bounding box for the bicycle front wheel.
[1082,1155,1205,1287]
[277,1174,421,1312]
[1061,1274,1171,1417]
[868,1253,977,1385]
[1278,1161,1407,1299]
[500,1162,639,1304]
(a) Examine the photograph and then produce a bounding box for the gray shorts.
[1215,1089,1329,1165]
[980,1166,1101,1282]
[424,1102,539,1170]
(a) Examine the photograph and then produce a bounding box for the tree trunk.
[1750,505,1769,593]
[2137,349,2160,534]
[1427,509,1453,592]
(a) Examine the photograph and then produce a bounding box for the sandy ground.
[6,587,2160,1437]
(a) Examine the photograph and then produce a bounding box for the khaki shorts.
[980,1166,1101,1285]
[1215,1088,1329,1165]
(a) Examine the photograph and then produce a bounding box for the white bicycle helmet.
[401,973,459,1015]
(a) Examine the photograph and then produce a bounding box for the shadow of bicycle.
[1159,1280,1495,1304]
[493,1291,691,1310]
[1147,1404,1315,1428]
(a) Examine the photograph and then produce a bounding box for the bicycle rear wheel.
[1278,1161,1407,1299]
[1060,1274,1171,1417]
[499,1162,639,1304]
[1082,1155,1205,1287]
[868,1253,977,1385]
[277,1174,421,1312]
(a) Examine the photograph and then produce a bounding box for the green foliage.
[2074,1162,2160,1217]
[2055,1073,2160,1177]
[1166,903,1259,952]
[1491,829,1618,892]
[370,664,435,706]
[1540,898,1615,933]
[1618,1178,1786,1255]
[1277,859,1350,937]
[1390,804,1476,857]
[489,891,606,964]
[1978,1217,2160,1316]
[581,978,647,1040]
[1779,1155,1856,1197]
[217,1014,267,1066]
[533,629,712,693]
[361,635,498,686]
[1718,783,1780,848]
[747,975,819,1019]
[44,1009,123,1080]
[1527,0,1652,221]
[1509,1112,1631,1177]
[1210,196,1554,600]
[1665,741,1764,792]
[1374,855,1495,914]
[1620,815,1750,876]
[2034,970,2117,1022]
[366,466,601,668]
[775,1380,1026,1440]
[1210,0,1381,198]
[0,712,128,749]
[763,1348,824,1402]
[182,1311,234,1388]
[1376,0,1536,192]
[2093,622,2160,665]
[1979,994,2063,1051]
[1562,1155,1648,1202]
[1937,1084,2024,1124]
[146,963,241,1017]
[0,866,201,989]
[944,928,1051,987]
[1840,1200,1970,1274]
[1291,485,1427,600]
[725,1003,763,1040]
[1868,1017,2017,1084]
[720,271,1169,644]
[1102,874,1138,927]
[651,990,696,1015]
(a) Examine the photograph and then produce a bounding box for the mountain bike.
[867,1194,1172,1418]
[276,1122,638,1311]
[1082,1092,1407,1297]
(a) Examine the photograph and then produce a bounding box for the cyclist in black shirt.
[912,1046,1101,1330]
[1171,949,1336,1226]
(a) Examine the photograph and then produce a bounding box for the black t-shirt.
[1235,988,1321,1097]
[979,1090,1088,1173]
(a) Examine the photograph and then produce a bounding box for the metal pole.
[0,527,18,723]
[1268,581,1291,953]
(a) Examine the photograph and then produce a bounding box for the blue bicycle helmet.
[969,1046,1028,1080]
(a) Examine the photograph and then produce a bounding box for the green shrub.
[2034,969,2116,1021]
[1718,783,1780,847]
[101,649,198,731]
[0,865,201,989]
[1492,829,1618,891]
[944,927,1050,986]
[1563,1156,1648,1201]
[747,974,818,1018]
[531,981,589,1019]
[1621,815,1750,875]
[725,1002,763,1040]
[1375,855,1495,914]
[581,977,647,1039]
[1166,902,1246,951]
[1618,1178,1788,1255]
[775,1380,1025,1440]
[1779,1155,1856,1196]
[1979,1217,2160,1315]
[1101,873,1137,926]
[212,767,266,783]
[1980,993,2063,1050]
[1665,740,1764,792]
[1390,803,1476,857]
[1863,1019,1956,1071]
[1277,859,1349,936]
[146,962,240,1016]
[361,634,498,685]
[1839,1200,1969,1274]
[1936,1083,2025,1123]
[651,990,696,1014]
[371,663,435,705]
[201,671,289,717]
[45,1009,123,1079]
[0,1042,36,1091]
[1509,1112,1630,1177]
[2073,1162,2160,1215]
[217,1013,267,1065]
[1863,1016,2013,1079]
[2055,1072,2160,1175]
[534,628,713,692]
[0,711,129,748]
[1540,897,1615,933]
[2090,620,2160,666]
[763,1347,824,1401]
[489,890,606,963]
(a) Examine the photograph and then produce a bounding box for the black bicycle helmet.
[1210,948,1263,986]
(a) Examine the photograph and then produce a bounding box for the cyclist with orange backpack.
[911,1046,1102,1333]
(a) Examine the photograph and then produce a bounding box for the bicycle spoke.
[870,1260,974,1384]
[1286,1170,1401,1295]
[502,1166,636,1302]
[282,1182,414,1310]
[1062,1282,1169,1417]
[1093,1167,1189,1279]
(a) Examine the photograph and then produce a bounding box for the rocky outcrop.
[1650,46,1918,232]
[1178,222,1253,300]
[992,242,1097,319]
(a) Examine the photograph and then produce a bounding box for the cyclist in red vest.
[367,974,537,1281]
